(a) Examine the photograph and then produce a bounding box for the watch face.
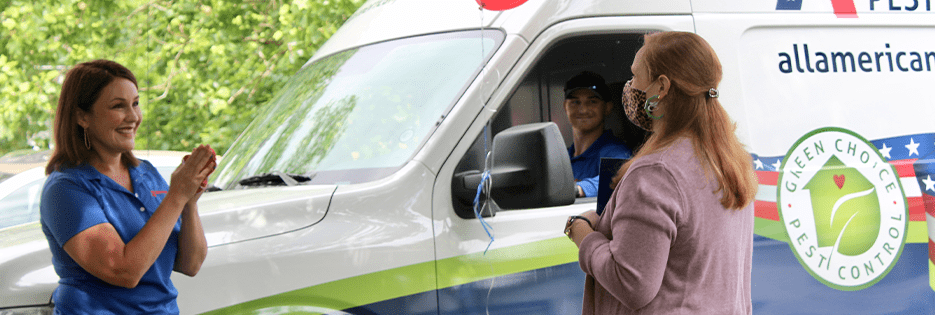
[565,217,576,235]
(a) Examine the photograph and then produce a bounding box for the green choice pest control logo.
[777,127,908,291]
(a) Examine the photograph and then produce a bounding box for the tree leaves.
[0,0,363,155]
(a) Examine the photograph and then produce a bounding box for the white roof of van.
[310,0,935,64]
[310,0,693,63]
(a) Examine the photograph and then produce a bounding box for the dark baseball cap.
[564,71,610,101]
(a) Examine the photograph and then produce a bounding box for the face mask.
[622,79,657,131]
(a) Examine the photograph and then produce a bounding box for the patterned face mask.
[622,79,655,131]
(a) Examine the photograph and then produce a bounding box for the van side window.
[453,34,650,210]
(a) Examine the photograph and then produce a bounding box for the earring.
[644,95,663,119]
[83,127,91,150]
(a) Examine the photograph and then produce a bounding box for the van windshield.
[212,30,503,189]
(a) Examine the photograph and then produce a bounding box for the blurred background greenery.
[0,0,365,157]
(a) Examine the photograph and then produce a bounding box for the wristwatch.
[564,215,593,236]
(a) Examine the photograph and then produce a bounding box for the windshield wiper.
[238,171,312,187]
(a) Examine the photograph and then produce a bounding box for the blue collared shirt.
[40,160,180,314]
[568,130,633,197]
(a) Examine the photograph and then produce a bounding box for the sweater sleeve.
[578,164,683,310]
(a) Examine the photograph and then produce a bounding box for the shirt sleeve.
[41,175,109,247]
[577,164,683,310]
[578,176,600,197]
[578,142,634,198]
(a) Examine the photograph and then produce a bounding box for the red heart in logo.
[833,174,845,189]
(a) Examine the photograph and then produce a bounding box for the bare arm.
[63,195,186,288]
[62,146,213,288]
[174,188,208,276]
[175,149,215,276]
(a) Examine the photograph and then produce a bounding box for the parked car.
[0,149,50,181]
[0,150,198,230]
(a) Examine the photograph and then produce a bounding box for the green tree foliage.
[0,0,364,156]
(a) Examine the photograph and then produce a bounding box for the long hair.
[613,32,756,210]
[46,60,139,175]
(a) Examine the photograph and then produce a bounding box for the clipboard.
[596,157,627,216]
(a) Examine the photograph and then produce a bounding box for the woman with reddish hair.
[565,32,757,314]
[41,59,213,314]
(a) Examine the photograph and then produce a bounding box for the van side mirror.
[451,122,576,219]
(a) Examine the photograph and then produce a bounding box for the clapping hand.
[169,145,216,202]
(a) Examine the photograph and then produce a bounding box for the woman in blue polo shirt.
[40,60,214,314]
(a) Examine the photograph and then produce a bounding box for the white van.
[3,0,934,313]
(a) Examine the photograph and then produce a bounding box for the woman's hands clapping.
[168,145,216,203]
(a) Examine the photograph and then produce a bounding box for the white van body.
[2,0,935,313]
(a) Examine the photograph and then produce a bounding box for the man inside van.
[564,71,632,198]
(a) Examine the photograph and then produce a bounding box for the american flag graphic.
[775,0,858,18]
[752,133,935,288]
[776,0,803,10]
[912,140,935,291]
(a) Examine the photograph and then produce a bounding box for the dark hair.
[613,32,756,210]
[46,60,139,174]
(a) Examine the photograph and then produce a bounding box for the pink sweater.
[578,138,754,314]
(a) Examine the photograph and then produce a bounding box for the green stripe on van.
[754,217,790,242]
[908,221,928,244]
[435,236,579,289]
[200,261,437,315]
[930,259,935,292]
[200,237,578,314]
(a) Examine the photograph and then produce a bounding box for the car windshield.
[212,30,503,189]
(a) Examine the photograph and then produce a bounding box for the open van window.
[212,30,504,189]
[453,33,649,206]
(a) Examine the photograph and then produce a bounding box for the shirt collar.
[569,130,614,159]
[69,162,147,192]
[70,163,106,182]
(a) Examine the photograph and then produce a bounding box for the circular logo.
[777,127,908,291]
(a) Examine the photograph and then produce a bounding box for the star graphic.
[754,159,763,170]
[923,175,935,193]
[878,143,892,159]
[772,159,782,171]
[906,138,921,157]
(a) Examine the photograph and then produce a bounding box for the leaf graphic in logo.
[804,156,880,256]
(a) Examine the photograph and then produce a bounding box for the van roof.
[310,0,692,63]
[311,0,935,64]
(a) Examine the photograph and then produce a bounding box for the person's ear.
[76,109,90,129]
[656,75,671,99]
[603,100,612,115]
